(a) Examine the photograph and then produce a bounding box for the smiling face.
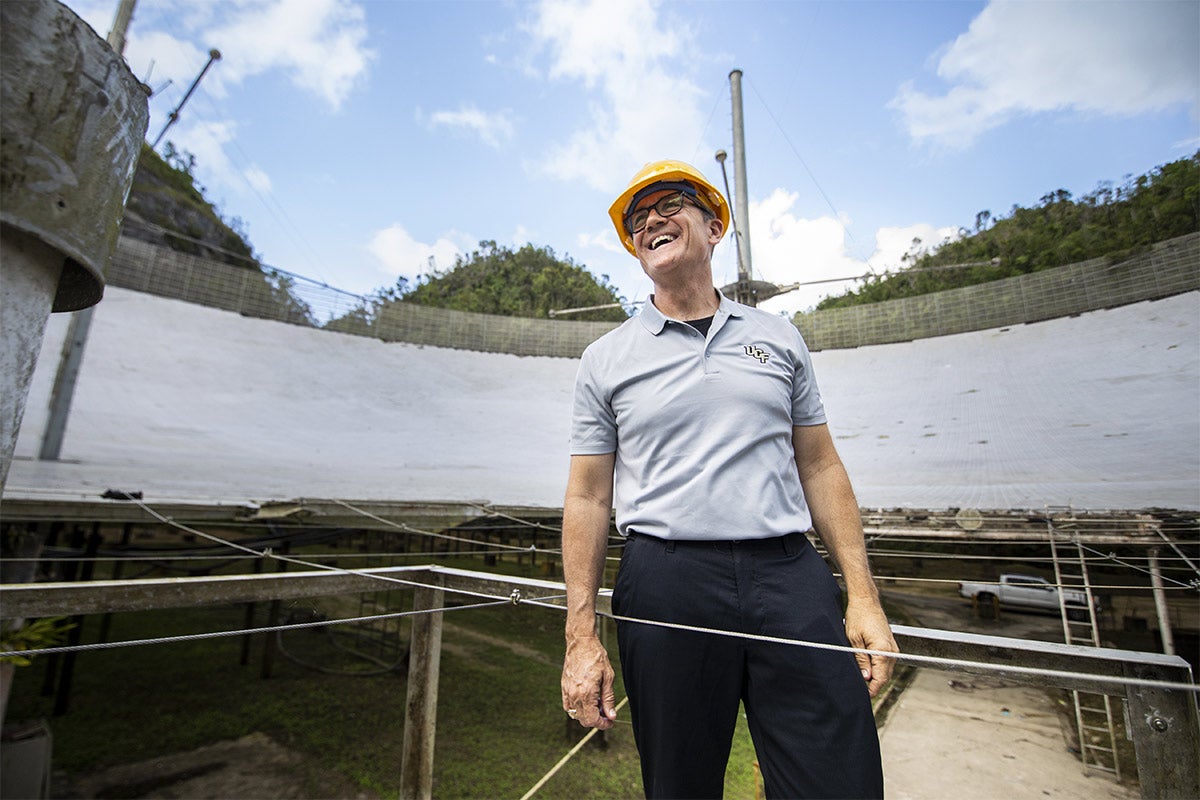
[631,189,724,288]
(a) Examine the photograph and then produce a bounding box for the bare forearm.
[561,453,616,640]
[560,454,618,727]
[802,459,879,604]
[795,424,897,694]
[562,496,613,639]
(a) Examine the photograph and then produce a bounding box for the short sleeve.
[790,327,827,426]
[570,347,618,454]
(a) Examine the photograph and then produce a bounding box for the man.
[560,159,898,799]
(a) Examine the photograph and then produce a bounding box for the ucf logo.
[743,345,770,363]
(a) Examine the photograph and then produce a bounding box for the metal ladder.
[1045,507,1122,780]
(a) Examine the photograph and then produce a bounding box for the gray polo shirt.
[570,291,827,540]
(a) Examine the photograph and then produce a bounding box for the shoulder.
[579,315,643,370]
[730,303,807,347]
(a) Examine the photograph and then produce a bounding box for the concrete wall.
[105,232,1199,356]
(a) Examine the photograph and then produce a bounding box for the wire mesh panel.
[106,232,1198,355]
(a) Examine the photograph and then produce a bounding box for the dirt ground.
[50,592,1133,799]
[58,733,377,800]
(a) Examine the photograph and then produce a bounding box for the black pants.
[613,531,883,800]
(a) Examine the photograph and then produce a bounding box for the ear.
[707,217,724,245]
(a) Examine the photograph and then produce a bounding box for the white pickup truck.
[958,573,1098,619]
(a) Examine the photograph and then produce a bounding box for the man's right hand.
[561,634,617,729]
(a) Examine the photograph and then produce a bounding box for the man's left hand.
[845,601,898,697]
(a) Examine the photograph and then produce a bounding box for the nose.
[643,205,669,231]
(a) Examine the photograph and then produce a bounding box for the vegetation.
[127,143,259,268]
[816,152,1199,311]
[0,617,73,667]
[3,553,754,799]
[329,241,628,333]
[125,144,316,326]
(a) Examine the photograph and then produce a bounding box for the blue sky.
[65,0,1199,316]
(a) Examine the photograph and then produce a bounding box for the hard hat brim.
[609,160,731,256]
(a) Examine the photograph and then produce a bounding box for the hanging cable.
[519,696,631,800]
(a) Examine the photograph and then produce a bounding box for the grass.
[6,540,934,800]
[3,584,765,799]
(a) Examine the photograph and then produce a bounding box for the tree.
[401,241,628,321]
[814,152,1199,312]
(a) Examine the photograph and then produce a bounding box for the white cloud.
[577,229,625,255]
[244,166,273,194]
[892,0,1200,148]
[125,0,373,113]
[176,120,239,185]
[524,0,710,194]
[206,0,373,111]
[424,105,515,149]
[367,225,471,282]
[749,190,956,316]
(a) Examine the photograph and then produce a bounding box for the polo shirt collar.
[638,289,744,336]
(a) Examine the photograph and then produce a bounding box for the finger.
[873,651,895,684]
[854,650,872,683]
[576,683,604,728]
[601,666,617,721]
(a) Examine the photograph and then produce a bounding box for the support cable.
[2,598,510,660]
[519,696,631,800]
[332,499,558,554]
[6,583,1195,694]
[129,498,545,604]
[1154,527,1200,578]
[1078,542,1200,589]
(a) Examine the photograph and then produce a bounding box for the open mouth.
[649,234,677,251]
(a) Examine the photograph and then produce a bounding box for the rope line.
[8,593,1195,694]
[1,598,512,660]
[10,499,1195,697]
[1076,542,1199,589]
[1155,527,1200,577]
[595,611,1199,694]
[129,498,544,605]
[465,502,562,533]
[519,696,631,800]
[332,499,560,554]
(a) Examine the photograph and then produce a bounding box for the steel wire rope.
[128,497,561,605]
[1,599,510,660]
[594,611,1200,695]
[742,75,871,265]
[331,499,556,555]
[464,502,562,533]
[690,84,728,168]
[835,574,1197,592]
[273,612,408,677]
[1153,527,1200,577]
[1078,542,1200,589]
[518,696,631,800]
[153,37,334,287]
[10,587,1197,695]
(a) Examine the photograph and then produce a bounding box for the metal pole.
[714,149,746,291]
[106,0,137,55]
[1147,548,1176,656]
[152,49,222,149]
[729,69,753,289]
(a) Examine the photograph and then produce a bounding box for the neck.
[652,280,719,321]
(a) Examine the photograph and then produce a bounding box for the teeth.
[651,234,675,250]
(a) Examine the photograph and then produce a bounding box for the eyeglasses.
[625,191,700,235]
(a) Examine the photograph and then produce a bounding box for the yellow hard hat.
[609,159,731,256]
